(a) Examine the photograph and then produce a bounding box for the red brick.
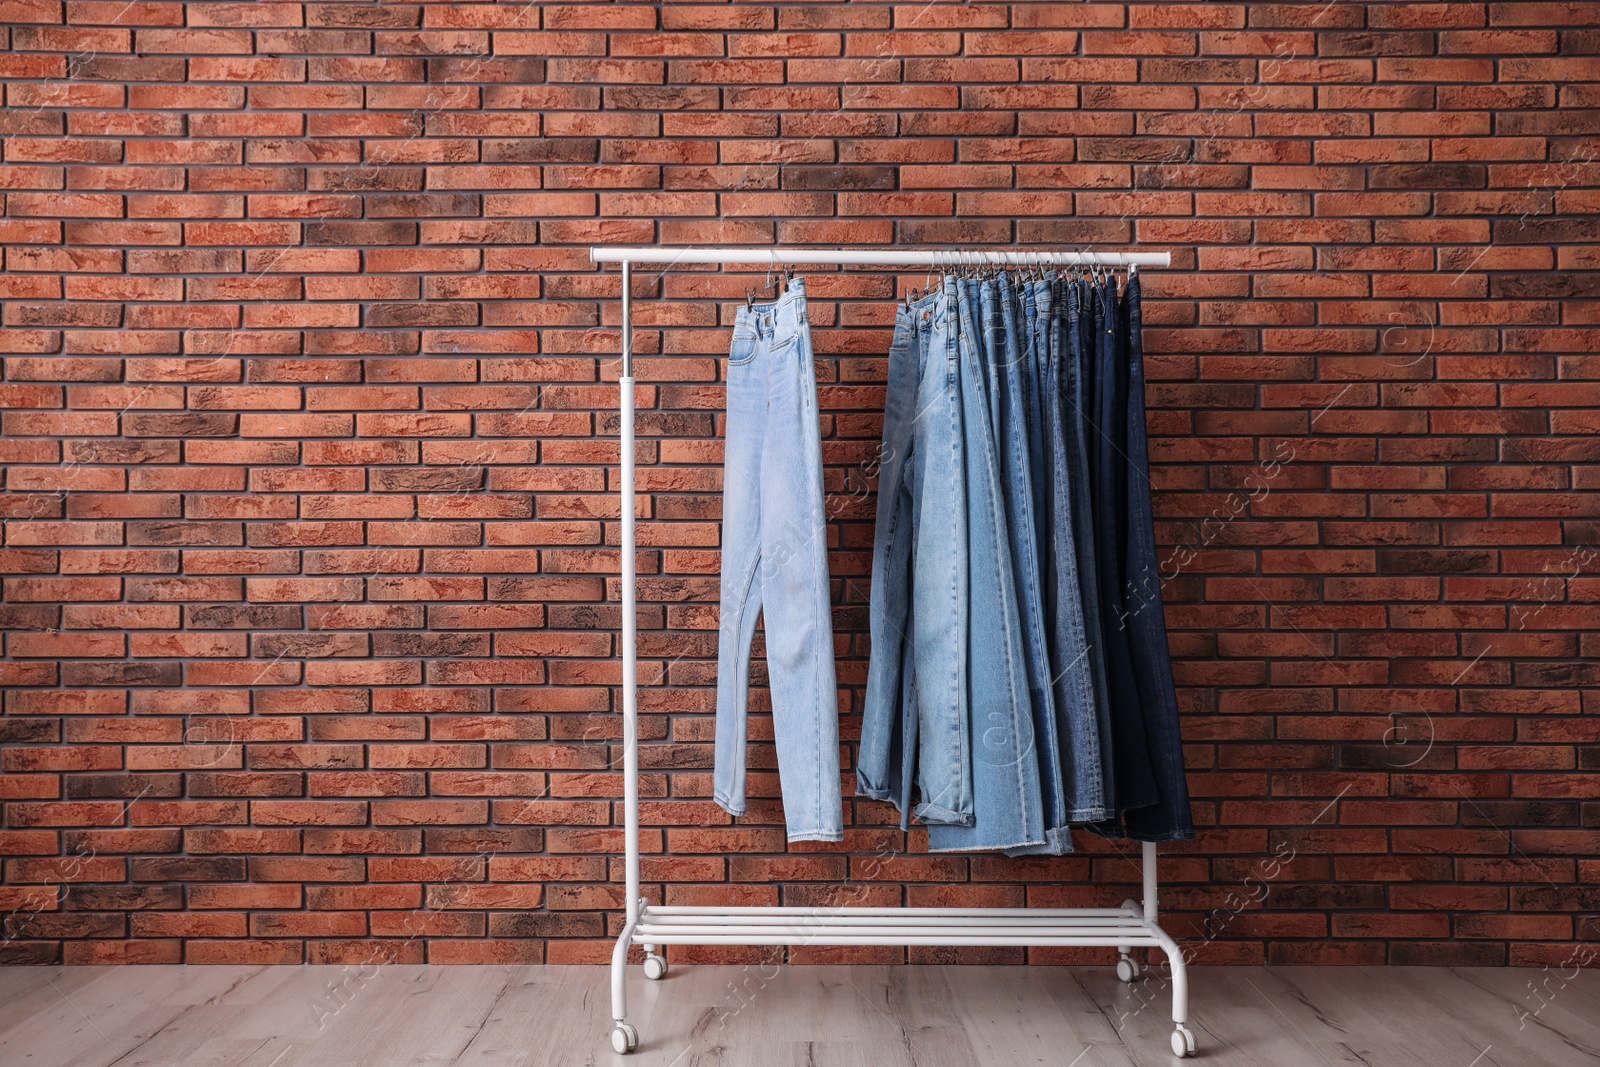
[0,4,1589,968]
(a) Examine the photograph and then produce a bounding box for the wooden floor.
[1,963,1596,1066]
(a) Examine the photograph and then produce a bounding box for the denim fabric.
[859,305,920,827]
[861,269,1189,850]
[1087,277,1161,820]
[1005,277,1108,857]
[1117,275,1196,842]
[1060,278,1120,819]
[714,278,843,842]
[927,277,1045,853]
[988,274,1070,855]
[860,287,972,828]
[1020,280,1051,554]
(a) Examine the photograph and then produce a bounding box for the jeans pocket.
[728,328,759,365]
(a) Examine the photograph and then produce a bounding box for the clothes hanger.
[745,262,783,310]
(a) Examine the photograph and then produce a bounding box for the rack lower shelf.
[633,904,1168,947]
[609,897,1196,1057]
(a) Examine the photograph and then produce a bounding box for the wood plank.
[0,964,1595,1067]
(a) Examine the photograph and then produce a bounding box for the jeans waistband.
[897,284,949,335]
[736,276,808,343]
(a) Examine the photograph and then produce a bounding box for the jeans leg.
[994,273,1070,853]
[1118,275,1195,842]
[714,317,769,819]
[1090,277,1161,827]
[860,311,922,815]
[1022,276,1107,842]
[1065,280,1120,819]
[908,285,972,825]
[928,276,1045,853]
[756,283,843,843]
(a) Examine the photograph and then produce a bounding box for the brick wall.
[2,1,1598,968]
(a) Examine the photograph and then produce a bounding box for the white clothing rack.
[592,246,1195,1060]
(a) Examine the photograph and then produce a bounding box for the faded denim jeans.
[926,276,1046,854]
[985,274,1074,855]
[714,279,843,842]
[861,286,972,828]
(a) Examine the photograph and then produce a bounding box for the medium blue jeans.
[927,277,1045,853]
[987,275,1073,855]
[714,279,843,842]
[860,287,972,828]
[1018,275,1110,846]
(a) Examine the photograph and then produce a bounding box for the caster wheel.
[1171,1025,1195,1058]
[643,953,668,980]
[610,1022,638,1055]
[1116,957,1142,983]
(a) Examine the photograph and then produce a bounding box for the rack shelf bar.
[592,246,1171,267]
[645,905,1136,918]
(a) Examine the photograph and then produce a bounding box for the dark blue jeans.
[1086,276,1162,822]
[1031,276,1109,827]
[1117,274,1195,841]
[1059,278,1120,820]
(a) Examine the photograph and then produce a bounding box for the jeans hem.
[785,830,845,843]
[1088,825,1195,843]
[925,834,1047,854]
[1002,826,1076,856]
[1115,792,1162,814]
[1063,805,1108,823]
[855,776,893,803]
[912,802,974,826]
[712,793,745,817]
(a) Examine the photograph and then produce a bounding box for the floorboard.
[0,964,1593,1066]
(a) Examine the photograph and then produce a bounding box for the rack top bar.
[590,246,1171,267]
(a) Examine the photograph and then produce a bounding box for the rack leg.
[1147,919,1193,1056]
[610,913,641,1053]
[610,923,630,1022]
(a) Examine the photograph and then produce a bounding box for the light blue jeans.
[860,287,972,827]
[927,276,1045,854]
[714,279,843,842]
